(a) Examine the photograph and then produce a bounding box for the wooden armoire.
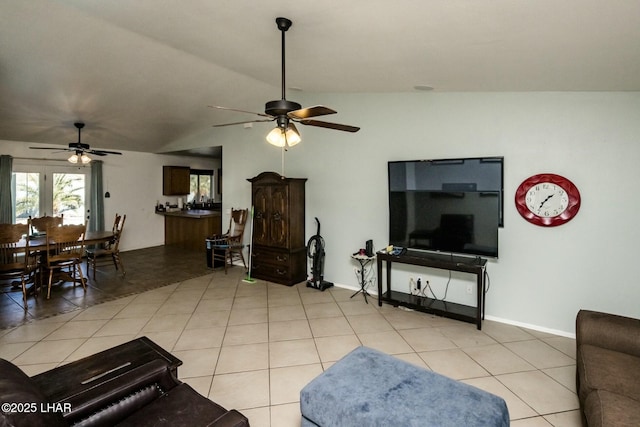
[248,172,307,286]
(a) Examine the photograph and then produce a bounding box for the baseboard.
[331,283,575,338]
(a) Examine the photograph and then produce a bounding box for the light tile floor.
[0,269,582,427]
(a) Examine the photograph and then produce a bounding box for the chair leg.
[223,249,229,274]
[47,269,54,299]
[76,262,87,291]
[88,254,96,280]
[86,254,102,280]
[116,252,125,276]
[238,250,247,269]
[21,276,27,308]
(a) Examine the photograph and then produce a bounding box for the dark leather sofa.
[0,357,249,427]
[576,309,640,427]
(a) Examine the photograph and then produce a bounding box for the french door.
[12,161,90,225]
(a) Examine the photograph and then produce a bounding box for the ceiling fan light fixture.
[266,123,301,148]
[68,150,91,164]
[287,124,301,147]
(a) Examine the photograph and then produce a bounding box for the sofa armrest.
[576,309,640,357]
[209,409,250,427]
[60,359,179,424]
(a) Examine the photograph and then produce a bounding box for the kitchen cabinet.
[248,171,307,286]
[163,166,190,195]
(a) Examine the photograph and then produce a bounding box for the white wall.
[4,91,639,335]
[204,91,640,336]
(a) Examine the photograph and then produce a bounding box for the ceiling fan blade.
[29,147,73,151]
[299,119,360,133]
[208,105,272,119]
[212,118,275,128]
[288,105,337,120]
[90,149,122,155]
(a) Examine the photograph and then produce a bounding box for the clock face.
[525,182,569,218]
[515,174,581,227]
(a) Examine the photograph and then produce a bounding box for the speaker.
[365,240,373,257]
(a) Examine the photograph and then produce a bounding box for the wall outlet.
[466,284,473,294]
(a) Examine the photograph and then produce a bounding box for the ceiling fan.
[210,17,360,149]
[30,122,122,163]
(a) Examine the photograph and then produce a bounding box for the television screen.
[388,157,503,258]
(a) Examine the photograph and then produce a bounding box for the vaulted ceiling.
[1,0,639,155]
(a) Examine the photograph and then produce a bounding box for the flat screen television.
[388,157,503,258]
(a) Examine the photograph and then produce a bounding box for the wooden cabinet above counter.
[163,166,190,195]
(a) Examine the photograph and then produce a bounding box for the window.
[12,161,90,225]
[189,169,214,203]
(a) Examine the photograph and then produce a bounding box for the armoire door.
[269,184,289,248]
[252,185,271,246]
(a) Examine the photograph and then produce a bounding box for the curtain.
[0,155,12,223]
[89,160,105,232]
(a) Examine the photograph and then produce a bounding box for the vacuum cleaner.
[306,217,333,291]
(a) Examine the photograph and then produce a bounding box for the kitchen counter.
[156,209,220,219]
[157,209,222,250]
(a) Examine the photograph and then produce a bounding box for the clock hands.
[539,194,554,209]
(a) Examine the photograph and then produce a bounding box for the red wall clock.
[515,173,581,227]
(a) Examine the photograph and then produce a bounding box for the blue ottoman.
[300,346,509,427]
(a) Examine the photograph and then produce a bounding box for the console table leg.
[377,258,383,307]
[476,273,483,330]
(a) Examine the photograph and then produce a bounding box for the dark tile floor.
[0,245,212,330]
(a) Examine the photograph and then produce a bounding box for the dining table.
[19,230,115,250]
[14,230,116,294]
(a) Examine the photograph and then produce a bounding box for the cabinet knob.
[272,211,282,222]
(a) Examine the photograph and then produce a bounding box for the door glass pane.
[53,173,86,224]
[13,172,40,224]
[199,175,212,200]
[189,174,198,203]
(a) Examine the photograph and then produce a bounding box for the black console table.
[376,250,487,330]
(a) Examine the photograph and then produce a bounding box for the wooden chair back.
[110,213,126,250]
[30,215,63,234]
[0,223,30,272]
[45,224,86,267]
[227,208,248,241]
[85,214,126,280]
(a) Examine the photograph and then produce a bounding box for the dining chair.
[44,224,86,299]
[30,214,63,235]
[86,213,126,279]
[208,208,248,274]
[0,222,38,306]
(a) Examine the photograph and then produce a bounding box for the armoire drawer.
[252,247,291,267]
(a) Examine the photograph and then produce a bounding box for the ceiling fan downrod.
[276,17,291,101]
[265,17,301,124]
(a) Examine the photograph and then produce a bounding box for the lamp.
[68,151,91,164]
[266,122,301,148]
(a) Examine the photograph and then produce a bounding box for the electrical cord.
[425,269,451,301]
[484,269,491,294]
